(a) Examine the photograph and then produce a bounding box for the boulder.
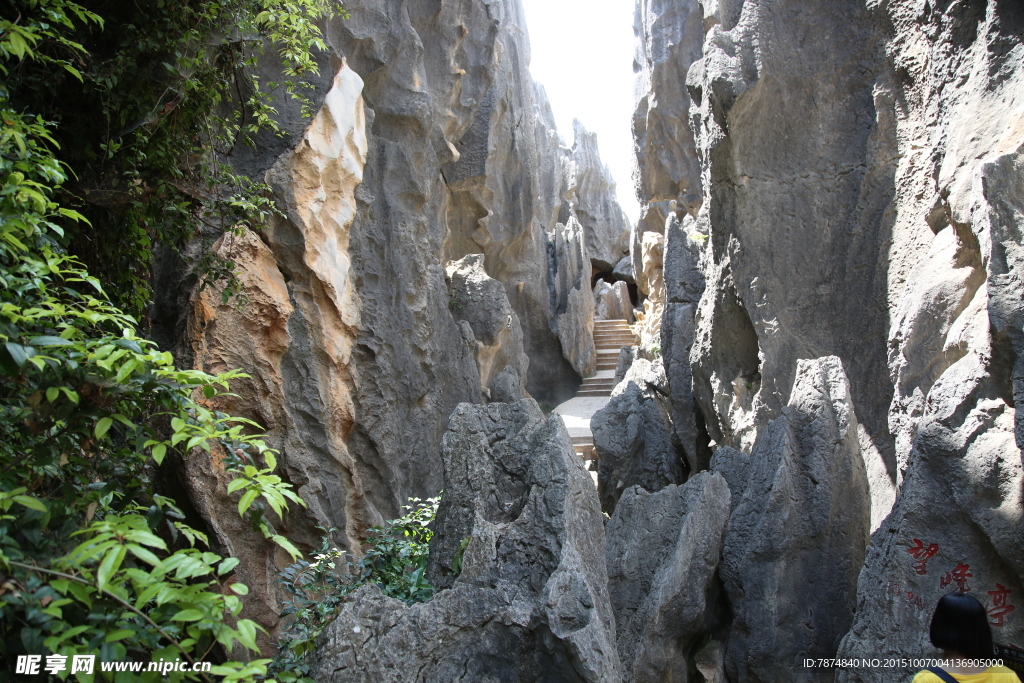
[314,399,622,682]
[605,472,731,682]
[593,279,633,323]
[712,357,871,682]
[592,358,684,512]
[446,254,530,396]
[612,256,635,285]
[489,365,524,404]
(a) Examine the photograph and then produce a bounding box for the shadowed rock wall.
[634,0,1023,679]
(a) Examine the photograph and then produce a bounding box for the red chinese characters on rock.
[988,584,1016,628]
[908,539,940,575]
[940,563,973,592]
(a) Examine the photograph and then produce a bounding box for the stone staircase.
[554,319,638,462]
[577,320,636,397]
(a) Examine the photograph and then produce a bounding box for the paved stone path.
[553,319,637,463]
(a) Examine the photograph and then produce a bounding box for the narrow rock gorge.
[154,0,1023,679]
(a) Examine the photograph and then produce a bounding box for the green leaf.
[94,416,113,439]
[218,557,240,575]
[171,609,204,622]
[45,386,59,402]
[237,488,259,516]
[271,535,302,561]
[226,478,248,495]
[229,582,249,595]
[236,619,260,652]
[12,495,46,512]
[152,443,167,464]
[28,335,73,347]
[104,629,135,643]
[2,342,28,369]
[96,544,127,590]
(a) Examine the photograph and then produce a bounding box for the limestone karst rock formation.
[713,357,871,682]
[629,0,1024,679]
[169,0,631,640]
[571,120,632,272]
[445,253,530,399]
[592,357,684,512]
[605,472,731,682]
[593,279,634,323]
[312,399,623,682]
[165,0,1024,676]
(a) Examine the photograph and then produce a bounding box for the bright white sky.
[519,0,640,225]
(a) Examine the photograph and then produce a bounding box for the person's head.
[929,592,993,658]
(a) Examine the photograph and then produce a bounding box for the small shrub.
[268,497,440,682]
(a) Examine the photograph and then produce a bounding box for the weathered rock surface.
[712,357,870,682]
[593,279,633,323]
[636,231,666,350]
[553,216,598,378]
[685,0,896,463]
[835,2,1024,675]
[314,399,622,682]
[173,0,632,638]
[661,302,704,473]
[446,253,530,396]
[592,357,684,512]
[612,256,635,285]
[605,472,731,682]
[633,0,703,230]
[490,364,524,403]
[571,120,631,272]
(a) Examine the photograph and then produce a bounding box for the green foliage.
[0,1,343,680]
[4,0,345,316]
[269,498,441,683]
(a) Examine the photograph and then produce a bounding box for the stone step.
[578,390,613,397]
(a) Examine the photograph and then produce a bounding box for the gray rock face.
[633,0,1022,677]
[605,473,731,682]
[834,2,1024,675]
[612,256,635,285]
[571,120,631,272]
[712,357,870,682]
[633,0,704,222]
[592,358,685,512]
[314,399,622,682]
[661,302,705,473]
[686,0,895,462]
[593,279,633,323]
[490,364,524,403]
[173,0,632,637]
[446,254,530,396]
[553,216,598,378]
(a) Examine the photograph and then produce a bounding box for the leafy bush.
[4,0,344,315]
[269,498,440,682]
[0,1,346,680]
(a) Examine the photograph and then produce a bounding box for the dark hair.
[930,593,993,658]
